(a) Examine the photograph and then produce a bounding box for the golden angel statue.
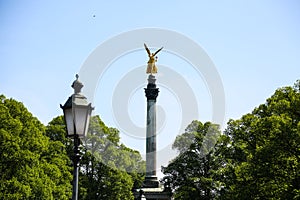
[144,43,163,74]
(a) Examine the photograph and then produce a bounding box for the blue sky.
[1,1,300,170]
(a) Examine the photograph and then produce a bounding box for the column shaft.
[146,100,157,177]
[144,75,159,188]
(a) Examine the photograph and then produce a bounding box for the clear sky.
[1,1,300,174]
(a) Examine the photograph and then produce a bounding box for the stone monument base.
[133,186,172,200]
[143,176,159,188]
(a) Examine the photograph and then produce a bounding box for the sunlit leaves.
[224,81,300,199]
[162,121,222,200]
[0,95,72,199]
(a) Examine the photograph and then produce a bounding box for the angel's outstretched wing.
[144,43,151,56]
[153,47,163,56]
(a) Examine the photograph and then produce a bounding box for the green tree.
[47,115,145,200]
[223,80,300,199]
[81,115,145,200]
[0,95,72,199]
[162,120,222,200]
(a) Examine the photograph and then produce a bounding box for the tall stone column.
[143,74,159,188]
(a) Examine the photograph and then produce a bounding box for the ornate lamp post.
[61,74,94,200]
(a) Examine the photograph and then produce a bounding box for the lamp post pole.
[61,74,93,200]
[72,134,80,200]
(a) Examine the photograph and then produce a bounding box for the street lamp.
[61,74,94,200]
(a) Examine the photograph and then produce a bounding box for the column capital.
[145,88,159,101]
[145,75,159,101]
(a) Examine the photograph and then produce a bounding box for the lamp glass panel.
[64,108,74,136]
[74,106,88,137]
[84,108,91,137]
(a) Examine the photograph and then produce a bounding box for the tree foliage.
[0,95,72,199]
[162,121,222,200]
[163,80,300,200]
[223,80,300,199]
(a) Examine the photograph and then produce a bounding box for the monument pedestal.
[143,176,159,188]
[133,187,172,200]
